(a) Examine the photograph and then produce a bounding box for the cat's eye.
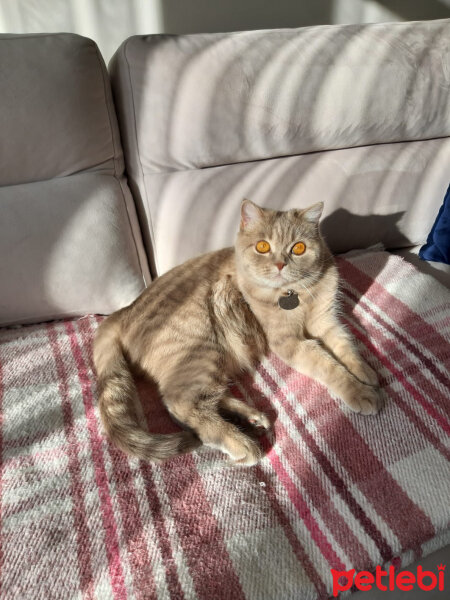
[291,242,306,255]
[255,240,271,253]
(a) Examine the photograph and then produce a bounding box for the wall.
[0,0,449,63]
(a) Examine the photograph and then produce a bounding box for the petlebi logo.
[331,563,445,596]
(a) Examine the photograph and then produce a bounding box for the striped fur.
[93,202,381,466]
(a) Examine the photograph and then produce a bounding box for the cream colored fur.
[94,200,381,466]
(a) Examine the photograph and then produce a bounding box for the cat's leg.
[270,336,382,415]
[219,396,271,431]
[307,314,378,386]
[163,385,262,466]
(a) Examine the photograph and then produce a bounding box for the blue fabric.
[419,184,450,265]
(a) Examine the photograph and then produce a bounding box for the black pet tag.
[278,289,299,310]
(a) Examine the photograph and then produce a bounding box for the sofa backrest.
[0,33,150,326]
[110,19,450,276]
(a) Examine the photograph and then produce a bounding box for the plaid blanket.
[1,250,449,600]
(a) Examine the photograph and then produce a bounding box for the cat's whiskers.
[297,280,317,302]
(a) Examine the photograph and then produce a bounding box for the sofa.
[0,20,449,600]
[0,33,150,326]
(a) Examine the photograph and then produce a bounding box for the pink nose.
[275,262,286,271]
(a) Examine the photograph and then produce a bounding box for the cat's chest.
[252,296,310,334]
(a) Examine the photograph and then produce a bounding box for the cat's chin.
[244,270,294,290]
[261,271,321,290]
[261,277,291,289]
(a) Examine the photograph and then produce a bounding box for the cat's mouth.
[269,272,291,287]
[273,270,291,281]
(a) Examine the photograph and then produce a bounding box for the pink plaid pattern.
[0,250,449,599]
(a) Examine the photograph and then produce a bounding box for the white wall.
[1,0,449,63]
[0,0,163,63]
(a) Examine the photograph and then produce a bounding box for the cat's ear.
[240,199,264,230]
[302,202,324,224]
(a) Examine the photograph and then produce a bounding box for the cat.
[93,200,382,466]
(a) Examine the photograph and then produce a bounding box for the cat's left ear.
[240,199,265,230]
[302,202,324,224]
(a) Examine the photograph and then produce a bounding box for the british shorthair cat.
[93,200,382,466]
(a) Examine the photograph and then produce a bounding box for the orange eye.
[291,242,306,255]
[256,240,271,253]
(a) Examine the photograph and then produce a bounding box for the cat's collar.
[278,289,299,310]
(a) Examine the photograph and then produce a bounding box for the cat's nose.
[275,262,286,271]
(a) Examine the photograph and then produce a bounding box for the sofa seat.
[1,249,448,600]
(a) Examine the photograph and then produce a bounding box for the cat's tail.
[93,315,201,462]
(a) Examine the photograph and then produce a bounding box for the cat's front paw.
[347,360,379,387]
[343,383,384,415]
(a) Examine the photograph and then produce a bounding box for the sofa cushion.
[142,139,450,274]
[0,33,118,187]
[0,174,146,325]
[111,21,450,173]
[110,20,450,276]
[419,183,450,266]
[0,33,149,326]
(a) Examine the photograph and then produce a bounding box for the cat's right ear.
[302,202,324,224]
[240,199,264,230]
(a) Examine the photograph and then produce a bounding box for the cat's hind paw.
[248,410,271,433]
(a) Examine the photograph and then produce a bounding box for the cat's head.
[235,199,326,289]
